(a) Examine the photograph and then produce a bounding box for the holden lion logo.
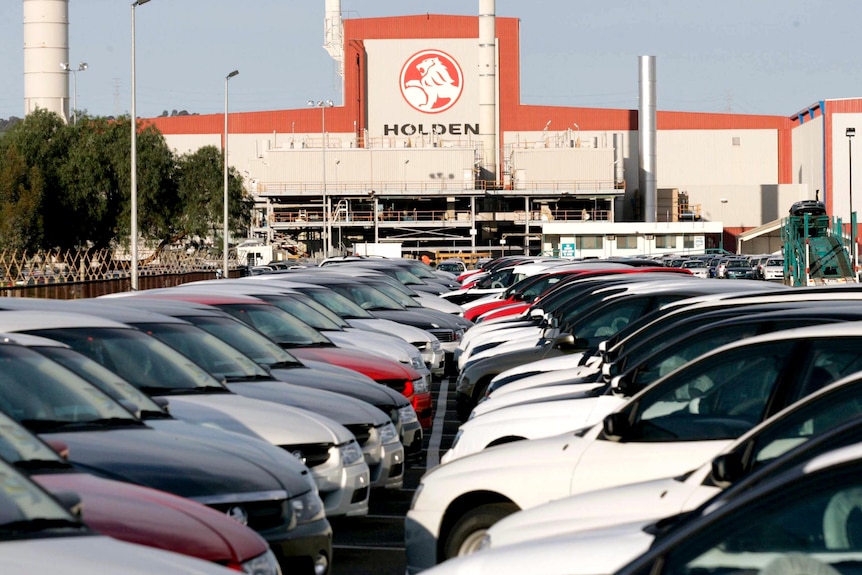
[400,50,463,114]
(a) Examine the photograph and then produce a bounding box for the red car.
[127,290,434,429]
[1,423,278,574]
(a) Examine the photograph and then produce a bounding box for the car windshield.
[365,282,421,308]
[254,294,344,331]
[134,322,269,381]
[683,261,706,268]
[0,343,140,428]
[34,346,167,416]
[766,258,784,266]
[0,456,80,529]
[28,327,225,395]
[295,286,376,319]
[177,315,304,368]
[216,303,332,346]
[326,283,407,311]
[0,410,67,465]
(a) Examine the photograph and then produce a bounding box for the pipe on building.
[638,55,657,223]
[478,0,497,183]
[23,0,70,121]
[323,0,344,88]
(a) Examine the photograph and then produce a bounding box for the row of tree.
[0,109,251,255]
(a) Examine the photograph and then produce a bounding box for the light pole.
[848,127,856,269]
[572,122,580,147]
[308,99,334,257]
[130,0,151,291]
[223,70,239,279]
[719,198,728,252]
[59,62,87,124]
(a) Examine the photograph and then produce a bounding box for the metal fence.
[0,248,236,299]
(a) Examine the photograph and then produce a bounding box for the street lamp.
[223,70,239,279]
[308,99,334,257]
[719,198,728,252]
[572,122,580,147]
[59,62,87,125]
[130,0,151,291]
[848,127,856,268]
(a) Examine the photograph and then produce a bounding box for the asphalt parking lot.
[331,376,457,575]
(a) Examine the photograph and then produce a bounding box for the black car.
[789,199,827,216]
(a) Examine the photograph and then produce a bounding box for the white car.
[483,367,862,553]
[762,257,785,281]
[0,310,371,518]
[405,322,862,572]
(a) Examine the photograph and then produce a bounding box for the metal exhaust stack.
[478,0,497,183]
[639,55,657,222]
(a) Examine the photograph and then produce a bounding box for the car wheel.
[442,502,519,559]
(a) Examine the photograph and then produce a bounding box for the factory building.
[22,0,862,260]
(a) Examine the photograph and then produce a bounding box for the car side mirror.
[602,411,632,440]
[710,451,745,486]
[152,396,171,413]
[598,340,608,353]
[529,308,544,320]
[554,333,587,351]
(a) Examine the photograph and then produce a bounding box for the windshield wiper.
[267,360,304,369]
[223,374,273,383]
[0,517,84,534]
[14,459,72,471]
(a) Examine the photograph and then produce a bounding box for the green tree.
[0,145,44,251]
[175,145,250,253]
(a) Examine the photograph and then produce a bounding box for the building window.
[617,235,637,249]
[683,235,695,249]
[576,235,603,250]
[732,136,741,146]
[656,235,676,249]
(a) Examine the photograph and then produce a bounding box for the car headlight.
[431,339,442,351]
[411,356,425,370]
[412,378,429,394]
[399,404,418,425]
[378,421,399,445]
[451,428,463,446]
[454,328,465,341]
[289,490,326,525]
[241,548,282,575]
[478,533,492,551]
[339,440,364,466]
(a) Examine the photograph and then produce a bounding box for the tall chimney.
[478,0,497,183]
[638,55,657,223]
[23,0,70,121]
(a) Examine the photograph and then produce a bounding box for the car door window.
[634,341,795,442]
[574,300,651,345]
[789,338,862,403]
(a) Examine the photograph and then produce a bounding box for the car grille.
[280,443,332,468]
[428,329,456,343]
[344,423,373,446]
[208,499,288,532]
[376,379,408,394]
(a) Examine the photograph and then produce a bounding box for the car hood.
[370,309,465,331]
[472,383,611,418]
[432,519,655,575]
[290,347,420,383]
[488,476,691,548]
[345,318,436,345]
[34,472,268,566]
[226,379,390,426]
[161,393,355,445]
[39,427,293,498]
[0,536,241,574]
[492,352,587,381]
[322,329,419,365]
[271,364,408,410]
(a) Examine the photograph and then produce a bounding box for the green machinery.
[782,210,857,286]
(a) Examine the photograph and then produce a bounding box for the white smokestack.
[478,0,497,183]
[323,0,344,95]
[638,55,657,223]
[23,0,70,121]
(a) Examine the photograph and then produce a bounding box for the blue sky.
[1,0,860,120]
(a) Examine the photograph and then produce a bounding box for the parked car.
[616,440,862,575]
[405,321,862,572]
[68,300,406,491]
[679,259,708,278]
[789,198,827,216]
[426,382,862,575]
[0,330,333,573]
[97,294,424,461]
[761,256,785,281]
[0,406,280,573]
[437,259,467,274]
[0,454,243,574]
[0,309,370,521]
